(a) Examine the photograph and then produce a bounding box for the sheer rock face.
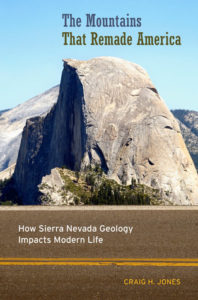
[14,57,198,205]
[0,86,59,171]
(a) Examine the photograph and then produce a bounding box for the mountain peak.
[12,57,198,205]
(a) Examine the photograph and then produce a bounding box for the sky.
[0,0,197,111]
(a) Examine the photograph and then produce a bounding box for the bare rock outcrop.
[14,57,198,205]
[0,86,59,171]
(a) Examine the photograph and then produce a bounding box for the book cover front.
[0,0,198,299]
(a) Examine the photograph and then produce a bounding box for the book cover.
[0,0,197,299]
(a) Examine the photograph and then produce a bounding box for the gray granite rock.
[0,86,59,171]
[172,110,198,171]
[14,57,198,205]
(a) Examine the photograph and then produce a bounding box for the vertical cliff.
[14,64,86,203]
[14,57,198,205]
[0,86,59,172]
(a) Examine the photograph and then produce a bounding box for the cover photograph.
[0,0,198,299]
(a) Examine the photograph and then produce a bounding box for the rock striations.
[14,57,198,205]
[0,86,59,171]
